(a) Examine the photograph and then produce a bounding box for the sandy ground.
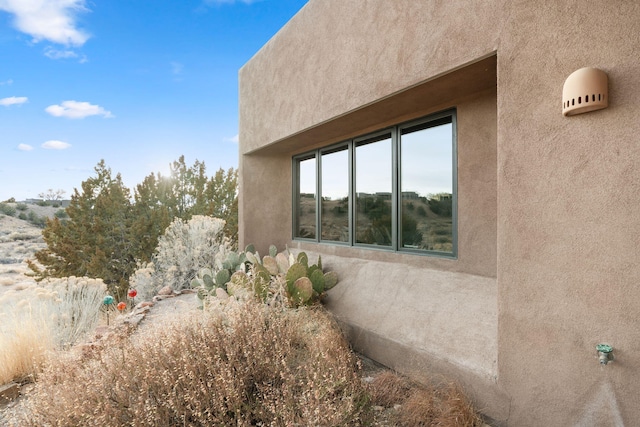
[0,204,59,299]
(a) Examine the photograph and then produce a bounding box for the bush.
[27,210,46,228]
[16,203,28,211]
[151,215,231,294]
[54,209,68,219]
[18,212,27,220]
[0,277,106,384]
[0,202,17,217]
[0,302,53,384]
[368,371,482,426]
[19,302,371,426]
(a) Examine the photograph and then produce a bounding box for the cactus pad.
[262,255,279,276]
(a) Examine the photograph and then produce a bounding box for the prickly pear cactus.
[323,271,339,290]
[290,277,313,305]
[262,256,279,276]
[297,252,309,268]
[286,262,307,292]
[215,269,231,288]
[245,251,260,266]
[269,244,278,258]
[227,271,250,296]
[309,269,325,294]
[275,252,290,274]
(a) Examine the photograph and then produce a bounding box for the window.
[293,110,456,257]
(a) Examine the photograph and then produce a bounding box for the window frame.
[292,109,457,258]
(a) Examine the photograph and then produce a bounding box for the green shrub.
[18,212,27,220]
[0,203,17,217]
[54,209,68,219]
[27,210,46,228]
[3,197,15,203]
[36,200,50,207]
[16,203,28,211]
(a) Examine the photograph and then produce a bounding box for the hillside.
[0,203,60,296]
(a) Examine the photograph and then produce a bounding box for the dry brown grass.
[0,308,53,384]
[369,371,482,427]
[18,302,372,427]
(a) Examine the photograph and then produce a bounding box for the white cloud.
[17,143,33,151]
[42,140,71,150]
[0,96,28,106]
[0,0,90,46]
[43,47,88,62]
[0,79,13,85]
[225,134,239,143]
[45,100,113,119]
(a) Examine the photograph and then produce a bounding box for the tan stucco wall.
[496,1,640,425]
[239,0,640,425]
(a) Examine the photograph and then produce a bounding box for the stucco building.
[238,1,639,425]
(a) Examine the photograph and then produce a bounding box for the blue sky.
[0,0,308,201]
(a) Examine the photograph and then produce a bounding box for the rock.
[0,382,20,404]
[136,301,154,309]
[124,313,145,327]
[180,288,198,294]
[215,288,229,300]
[153,294,175,302]
[158,286,173,296]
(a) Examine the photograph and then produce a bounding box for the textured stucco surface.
[495,1,640,425]
[239,0,640,425]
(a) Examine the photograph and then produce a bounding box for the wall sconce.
[562,67,608,116]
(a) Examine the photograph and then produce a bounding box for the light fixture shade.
[562,67,608,116]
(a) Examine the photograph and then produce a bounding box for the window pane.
[321,148,349,242]
[295,157,316,239]
[355,136,392,246]
[401,119,453,252]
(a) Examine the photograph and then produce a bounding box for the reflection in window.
[295,156,316,239]
[321,148,349,242]
[401,118,453,252]
[355,135,392,246]
[292,110,456,257]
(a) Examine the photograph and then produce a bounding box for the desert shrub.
[36,276,107,349]
[36,200,50,206]
[0,300,53,384]
[149,215,232,293]
[27,210,46,227]
[129,262,157,301]
[368,371,482,427]
[0,202,17,216]
[3,197,16,203]
[20,302,371,427]
[18,212,27,220]
[16,203,28,211]
[0,276,106,384]
[54,208,68,219]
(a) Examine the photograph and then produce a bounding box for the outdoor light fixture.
[562,67,608,116]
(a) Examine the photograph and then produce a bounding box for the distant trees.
[29,156,238,299]
[38,189,66,202]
